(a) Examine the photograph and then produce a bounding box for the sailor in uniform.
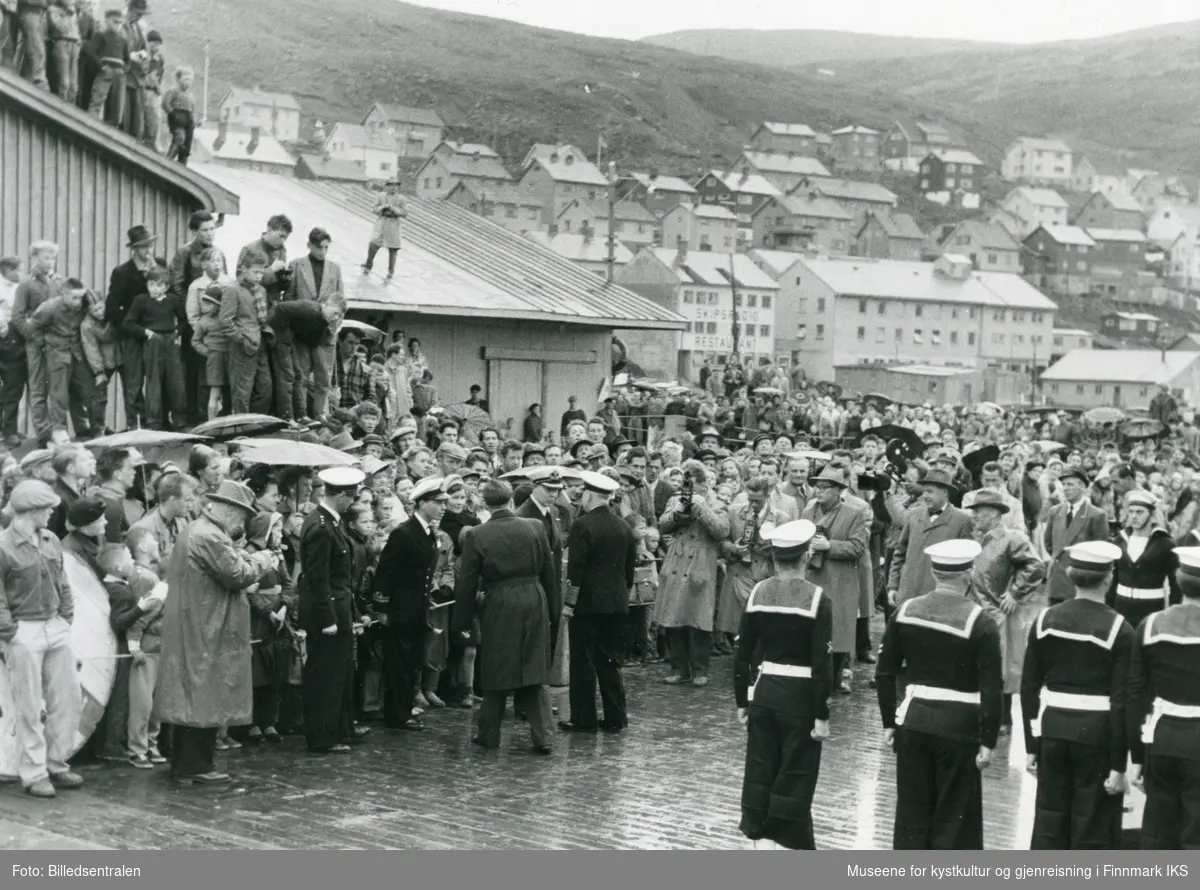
[734,520,833,851]
[875,538,1002,850]
[1021,540,1133,850]
[1110,490,1180,628]
[1127,546,1200,849]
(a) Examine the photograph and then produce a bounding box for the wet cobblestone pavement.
[0,648,1055,850]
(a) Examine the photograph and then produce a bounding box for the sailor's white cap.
[1125,489,1157,509]
[925,538,982,572]
[318,467,366,490]
[1065,540,1122,570]
[767,520,817,558]
[1175,546,1200,578]
[577,469,619,495]
[411,476,450,503]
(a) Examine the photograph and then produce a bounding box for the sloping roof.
[765,193,853,221]
[645,249,779,290]
[524,231,633,265]
[191,164,682,331]
[709,170,783,198]
[626,172,696,195]
[192,126,296,168]
[740,151,831,178]
[522,143,588,170]
[1,68,238,214]
[220,87,301,112]
[1109,312,1160,322]
[295,154,370,183]
[1042,349,1198,384]
[440,141,497,158]
[799,177,897,205]
[759,122,818,138]
[1034,225,1096,247]
[1085,228,1147,244]
[1052,328,1095,337]
[427,144,512,181]
[938,219,1020,252]
[445,180,542,207]
[865,210,924,240]
[1011,136,1072,153]
[1094,190,1144,213]
[528,152,608,187]
[683,203,738,221]
[927,148,984,167]
[365,103,445,128]
[749,249,807,279]
[326,122,397,153]
[831,125,879,136]
[1011,186,1069,208]
[795,255,1058,310]
[557,198,655,224]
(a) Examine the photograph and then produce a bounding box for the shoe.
[663,675,691,685]
[214,735,239,751]
[558,721,597,733]
[350,725,371,738]
[361,264,371,274]
[384,274,394,283]
[411,706,424,717]
[129,754,154,770]
[532,744,552,756]
[692,676,709,688]
[999,724,1012,736]
[414,692,430,708]
[171,771,230,785]
[471,736,498,750]
[459,695,477,708]
[147,747,168,764]
[600,721,626,733]
[246,727,263,744]
[424,691,445,708]
[25,779,55,798]
[858,652,877,665]
[307,744,352,755]
[4,434,22,448]
[49,770,83,789]
[263,728,282,744]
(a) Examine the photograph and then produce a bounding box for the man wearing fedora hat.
[1043,467,1109,604]
[154,479,279,784]
[888,468,975,608]
[106,224,162,428]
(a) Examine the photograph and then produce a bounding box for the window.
[1076,384,1084,394]
[878,301,886,315]
[987,252,998,265]
[993,333,1004,344]
[857,326,866,341]
[915,305,923,317]
[876,327,886,343]
[969,308,977,319]
[859,299,868,313]
[815,324,825,340]
[1076,261,1086,271]
[913,329,923,343]
[798,297,807,313]
[747,294,758,308]
[683,290,694,304]
[968,332,976,346]
[1095,384,1104,395]
[1051,383,1059,394]
[734,294,743,307]
[761,295,772,309]
[932,330,942,345]
[759,325,771,337]
[436,177,443,188]
[946,163,957,173]
[684,322,693,332]
[950,331,958,345]
[817,298,826,313]
[505,206,517,218]
[706,322,717,334]
[895,329,903,342]
[951,308,959,319]
[424,178,431,189]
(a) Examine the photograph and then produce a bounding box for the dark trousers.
[228,342,272,415]
[179,324,202,422]
[381,622,423,727]
[252,684,281,731]
[740,706,822,850]
[272,340,304,421]
[167,110,195,165]
[1141,752,1200,850]
[665,626,711,679]
[170,725,218,778]
[46,351,92,437]
[567,614,627,729]
[0,335,26,437]
[1031,738,1123,850]
[142,335,185,429]
[123,82,146,140]
[894,728,983,850]
[120,338,145,428]
[302,631,354,749]
[365,244,398,275]
[879,547,897,625]
[476,686,551,749]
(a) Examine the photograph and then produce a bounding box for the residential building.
[1084,229,1148,288]
[693,170,783,236]
[829,125,881,173]
[217,87,301,143]
[736,150,831,193]
[748,122,820,155]
[1070,191,1145,230]
[1002,186,1069,237]
[1000,137,1073,186]
[1131,172,1193,213]
[1166,230,1200,292]
[1101,311,1162,343]
[516,146,610,225]
[881,118,962,161]
[190,123,296,176]
[524,229,633,277]
[834,364,1029,406]
[414,141,512,200]
[1147,203,1200,250]
[922,220,1021,273]
[854,211,924,261]
[989,206,1028,243]
[769,253,1055,379]
[789,177,897,219]
[616,172,697,217]
[554,197,655,247]
[660,203,738,253]
[1021,225,1095,297]
[1169,334,1200,351]
[1070,155,1128,195]
[323,122,399,181]
[750,193,853,255]
[917,149,984,208]
[1050,328,1095,361]
[521,143,589,171]
[615,248,780,380]
[294,154,371,184]
[444,181,544,234]
[360,103,445,158]
[1040,350,1200,409]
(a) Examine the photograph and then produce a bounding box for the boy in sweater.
[161,65,195,164]
[29,278,90,440]
[124,528,166,767]
[81,290,119,436]
[84,7,128,126]
[122,265,185,430]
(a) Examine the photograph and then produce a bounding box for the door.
[1112,386,1121,407]
[487,359,543,436]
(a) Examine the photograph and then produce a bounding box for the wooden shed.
[0,69,238,288]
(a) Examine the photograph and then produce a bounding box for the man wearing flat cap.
[373,475,448,732]
[436,440,467,477]
[1043,467,1109,604]
[155,479,280,784]
[0,480,83,799]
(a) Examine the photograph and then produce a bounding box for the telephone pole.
[201,45,210,125]
[605,161,617,284]
[729,252,741,359]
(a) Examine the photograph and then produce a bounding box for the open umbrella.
[753,386,783,396]
[85,429,212,449]
[191,414,290,441]
[1083,406,1126,425]
[339,319,386,341]
[232,438,359,468]
[854,423,924,459]
[1123,418,1164,440]
[1034,440,1067,453]
[441,402,493,444]
[975,401,1004,417]
[862,392,894,410]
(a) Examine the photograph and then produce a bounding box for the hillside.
[641,29,1011,68]
[146,0,999,174]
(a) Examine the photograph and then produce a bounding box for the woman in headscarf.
[244,511,293,744]
[345,501,384,723]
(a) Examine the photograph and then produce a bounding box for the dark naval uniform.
[876,585,1003,849]
[1021,600,1133,849]
[1128,602,1200,849]
[735,576,833,850]
[1109,528,1179,628]
[297,505,357,750]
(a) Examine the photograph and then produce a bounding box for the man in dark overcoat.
[516,468,565,648]
[453,480,558,754]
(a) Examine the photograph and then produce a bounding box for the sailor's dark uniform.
[875,590,1003,849]
[1128,603,1200,850]
[1109,528,1180,628]
[734,576,833,850]
[1021,600,1133,849]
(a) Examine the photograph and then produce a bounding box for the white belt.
[1116,585,1166,601]
[1031,688,1111,738]
[895,684,980,726]
[1141,697,1200,745]
[748,661,812,701]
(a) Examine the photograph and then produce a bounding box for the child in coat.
[124,528,167,767]
[80,289,119,435]
[191,289,226,419]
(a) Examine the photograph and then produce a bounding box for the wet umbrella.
[1123,418,1164,440]
[975,401,1004,417]
[442,402,493,444]
[191,414,290,441]
[339,319,386,341]
[854,423,924,459]
[1034,440,1067,453]
[753,386,784,396]
[863,392,894,410]
[86,429,212,449]
[1083,406,1126,425]
[232,438,359,468]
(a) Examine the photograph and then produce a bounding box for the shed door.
[488,359,543,433]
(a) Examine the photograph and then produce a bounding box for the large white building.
[1042,349,1200,409]
[1001,137,1073,187]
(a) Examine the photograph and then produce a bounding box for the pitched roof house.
[414,140,512,199]
[854,210,925,261]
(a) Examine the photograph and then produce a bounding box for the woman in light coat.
[362,181,407,281]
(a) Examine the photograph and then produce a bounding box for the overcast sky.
[406,0,1200,43]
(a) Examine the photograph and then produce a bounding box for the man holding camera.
[239,215,293,309]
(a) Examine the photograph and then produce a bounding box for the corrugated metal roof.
[1053,328,1095,336]
[801,177,897,205]
[741,151,831,178]
[761,122,817,137]
[192,126,296,168]
[429,146,512,181]
[1042,349,1199,383]
[936,220,1019,252]
[295,154,370,182]
[765,193,853,221]
[1111,312,1160,321]
[366,103,445,128]
[325,122,396,153]
[221,87,301,112]
[867,210,924,240]
[1013,186,1069,208]
[524,231,633,264]
[1094,190,1144,213]
[687,203,738,221]
[192,164,682,331]
[644,249,779,290]
[529,154,608,187]
[797,256,1058,310]
[1085,228,1146,243]
[889,364,974,377]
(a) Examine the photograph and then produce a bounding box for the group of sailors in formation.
[735,514,1200,851]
